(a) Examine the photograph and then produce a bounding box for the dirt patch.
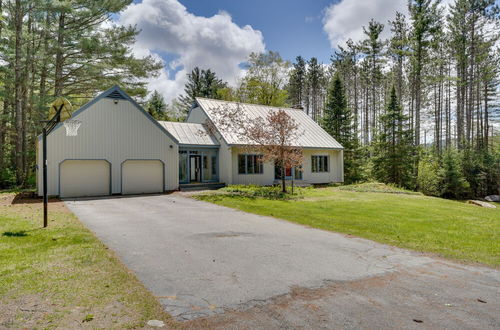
[184,264,500,329]
[0,292,179,329]
[0,192,69,213]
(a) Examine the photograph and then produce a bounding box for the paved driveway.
[65,194,500,328]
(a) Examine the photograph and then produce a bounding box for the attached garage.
[121,160,164,195]
[60,160,111,198]
[37,86,179,198]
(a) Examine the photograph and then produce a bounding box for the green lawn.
[0,193,173,329]
[196,184,500,267]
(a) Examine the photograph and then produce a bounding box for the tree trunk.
[281,160,286,193]
[54,12,66,96]
[14,0,24,185]
[484,80,489,150]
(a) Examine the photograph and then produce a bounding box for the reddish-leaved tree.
[203,104,304,193]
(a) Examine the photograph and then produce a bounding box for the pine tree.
[288,56,306,108]
[305,57,325,121]
[408,0,441,146]
[372,86,415,188]
[0,0,162,187]
[147,90,167,120]
[323,73,362,183]
[360,19,385,141]
[179,67,226,112]
[323,73,349,143]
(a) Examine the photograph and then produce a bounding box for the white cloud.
[118,0,265,103]
[322,0,407,49]
[322,0,454,49]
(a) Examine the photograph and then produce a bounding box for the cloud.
[322,0,408,49]
[118,0,265,103]
[322,0,455,49]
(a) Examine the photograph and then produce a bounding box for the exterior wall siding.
[187,105,344,186]
[230,147,343,185]
[37,97,178,196]
[187,106,233,184]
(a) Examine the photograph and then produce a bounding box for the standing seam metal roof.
[158,121,219,146]
[195,97,343,149]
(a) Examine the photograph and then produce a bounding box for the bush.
[222,184,304,199]
[0,167,17,189]
[417,153,443,196]
[441,149,470,199]
[461,148,500,197]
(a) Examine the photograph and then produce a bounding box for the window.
[179,151,188,182]
[275,161,303,180]
[312,155,329,173]
[294,165,303,180]
[211,156,217,175]
[238,154,263,174]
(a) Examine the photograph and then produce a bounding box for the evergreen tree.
[305,57,325,121]
[408,0,441,146]
[323,73,349,143]
[179,67,226,112]
[146,90,167,120]
[372,86,415,188]
[288,56,306,108]
[0,0,162,187]
[360,19,385,141]
[323,73,362,183]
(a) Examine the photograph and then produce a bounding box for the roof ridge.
[195,97,303,112]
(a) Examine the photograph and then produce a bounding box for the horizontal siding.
[38,97,178,196]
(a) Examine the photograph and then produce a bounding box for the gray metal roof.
[195,98,343,149]
[158,121,219,146]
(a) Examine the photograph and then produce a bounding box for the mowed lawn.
[196,184,500,267]
[0,192,172,329]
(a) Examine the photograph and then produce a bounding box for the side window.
[312,155,329,173]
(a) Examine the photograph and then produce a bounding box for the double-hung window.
[238,154,263,174]
[311,155,329,173]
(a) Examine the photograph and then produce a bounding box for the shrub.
[441,148,470,199]
[417,153,443,196]
[222,184,304,199]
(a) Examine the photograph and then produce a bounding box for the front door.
[285,166,292,179]
[190,155,201,182]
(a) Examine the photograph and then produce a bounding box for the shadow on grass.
[2,230,28,237]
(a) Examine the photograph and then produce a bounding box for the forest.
[0,0,499,199]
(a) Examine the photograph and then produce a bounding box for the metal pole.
[42,127,48,228]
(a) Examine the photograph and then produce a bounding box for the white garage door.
[60,160,110,198]
[122,160,164,195]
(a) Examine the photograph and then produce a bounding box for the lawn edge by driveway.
[0,192,177,329]
[194,186,500,268]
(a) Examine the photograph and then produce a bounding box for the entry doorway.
[190,155,201,182]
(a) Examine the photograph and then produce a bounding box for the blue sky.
[119,0,410,102]
[176,0,336,63]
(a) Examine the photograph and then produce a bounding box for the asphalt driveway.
[65,193,500,328]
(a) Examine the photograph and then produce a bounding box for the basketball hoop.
[63,119,82,136]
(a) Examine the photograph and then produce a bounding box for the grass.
[196,183,500,267]
[0,192,173,329]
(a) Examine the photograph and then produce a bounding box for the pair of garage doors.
[59,160,164,198]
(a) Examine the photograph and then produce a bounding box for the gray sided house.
[37,86,343,198]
